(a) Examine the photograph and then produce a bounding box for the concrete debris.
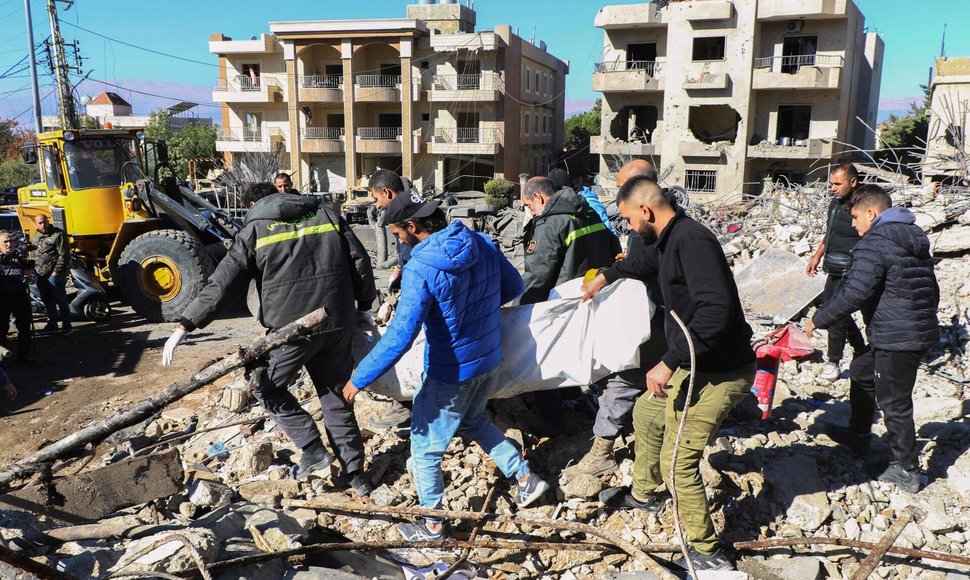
[764,455,832,532]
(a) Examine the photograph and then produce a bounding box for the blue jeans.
[37,273,70,327]
[411,370,530,511]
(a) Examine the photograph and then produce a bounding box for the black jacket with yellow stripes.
[181,193,376,332]
[519,187,621,304]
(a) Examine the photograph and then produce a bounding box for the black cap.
[382,190,440,226]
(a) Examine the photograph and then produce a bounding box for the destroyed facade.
[592,0,883,200]
[924,56,970,184]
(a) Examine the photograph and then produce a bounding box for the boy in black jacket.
[807,185,940,492]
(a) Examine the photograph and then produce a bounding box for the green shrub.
[483,178,515,209]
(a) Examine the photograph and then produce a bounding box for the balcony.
[215,128,286,153]
[428,73,503,102]
[213,76,283,103]
[300,74,344,103]
[356,127,403,154]
[427,127,501,156]
[757,0,848,20]
[678,141,728,158]
[752,54,843,90]
[301,127,345,154]
[590,135,659,157]
[209,34,278,55]
[684,71,730,90]
[593,61,664,92]
[354,75,402,102]
[683,1,733,21]
[749,138,834,159]
[595,4,665,29]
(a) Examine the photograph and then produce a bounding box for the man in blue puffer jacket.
[807,185,939,493]
[343,192,551,541]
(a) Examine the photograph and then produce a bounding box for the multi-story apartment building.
[592,0,883,200]
[924,57,970,183]
[209,0,568,194]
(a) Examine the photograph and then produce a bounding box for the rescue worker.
[161,182,377,496]
[566,160,666,478]
[0,231,32,362]
[519,176,620,435]
[582,176,755,572]
[547,167,615,234]
[343,192,549,541]
[32,214,71,336]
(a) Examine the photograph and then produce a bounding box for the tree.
[144,110,219,179]
[564,99,601,150]
[877,86,930,174]
[0,159,36,189]
[0,118,35,160]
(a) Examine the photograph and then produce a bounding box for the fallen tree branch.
[734,536,970,567]
[285,498,678,579]
[0,308,330,489]
[850,505,925,580]
[176,538,681,578]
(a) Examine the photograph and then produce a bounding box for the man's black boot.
[294,439,335,481]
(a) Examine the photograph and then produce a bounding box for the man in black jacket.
[161,183,378,495]
[807,186,939,493]
[0,231,32,362]
[806,163,867,382]
[582,176,755,571]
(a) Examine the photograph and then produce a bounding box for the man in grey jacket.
[161,183,377,495]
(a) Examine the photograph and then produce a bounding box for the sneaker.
[38,324,58,335]
[347,472,374,497]
[823,424,872,456]
[293,440,336,481]
[672,546,734,572]
[397,517,448,542]
[567,436,619,478]
[598,487,668,515]
[877,462,921,493]
[60,326,73,336]
[514,472,550,508]
[819,361,841,382]
[369,403,411,431]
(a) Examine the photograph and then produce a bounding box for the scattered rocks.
[764,455,831,532]
[110,528,218,576]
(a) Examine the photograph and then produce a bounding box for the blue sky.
[0,0,965,125]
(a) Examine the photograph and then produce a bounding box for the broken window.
[688,105,740,144]
[627,43,657,70]
[945,123,966,149]
[692,37,725,61]
[685,169,717,193]
[781,35,818,73]
[610,106,659,143]
[776,105,811,144]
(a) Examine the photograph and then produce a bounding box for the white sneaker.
[819,362,841,382]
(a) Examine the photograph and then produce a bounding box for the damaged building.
[924,56,970,184]
[208,0,568,194]
[591,0,884,200]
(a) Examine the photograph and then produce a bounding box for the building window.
[542,116,547,135]
[692,37,726,61]
[534,114,539,135]
[421,113,430,122]
[685,169,717,193]
[535,72,540,95]
[776,105,812,143]
[525,67,531,92]
[421,61,430,69]
[524,112,530,135]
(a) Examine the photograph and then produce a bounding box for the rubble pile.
[1,182,970,578]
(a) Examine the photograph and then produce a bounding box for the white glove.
[162,327,188,366]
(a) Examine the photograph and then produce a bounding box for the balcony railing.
[753,53,844,71]
[357,127,402,140]
[220,127,285,142]
[301,74,343,89]
[355,75,401,88]
[432,127,499,144]
[214,76,281,92]
[432,73,503,91]
[594,60,662,76]
[303,127,345,140]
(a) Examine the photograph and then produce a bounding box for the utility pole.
[24,0,43,136]
[46,0,80,130]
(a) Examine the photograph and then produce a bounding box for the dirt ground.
[0,299,262,466]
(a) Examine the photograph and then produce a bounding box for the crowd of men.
[1,161,939,572]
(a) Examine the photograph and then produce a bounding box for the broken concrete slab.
[110,528,217,576]
[932,225,970,254]
[764,455,831,532]
[947,448,970,503]
[187,479,233,509]
[0,449,182,523]
[740,557,823,580]
[734,248,826,322]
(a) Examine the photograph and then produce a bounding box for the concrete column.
[342,40,356,189]
[284,43,302,184]
[400,39,415,179]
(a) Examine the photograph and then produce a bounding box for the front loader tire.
[116,229,214,322]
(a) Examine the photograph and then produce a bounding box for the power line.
[62,21,220,69]
[70,73,222,108]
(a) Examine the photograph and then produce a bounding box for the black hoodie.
[181,193,376,332]
[813,206,939,352]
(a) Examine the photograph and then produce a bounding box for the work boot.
[293,439,335,481]
[569,436,619,478]
[672,546,734,572]
[877,462,921,493]
[346,471,374,497]
[823,424,872,456]
[819,361,841,382]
